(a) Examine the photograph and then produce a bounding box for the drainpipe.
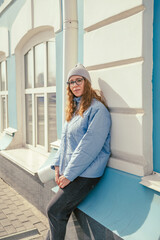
[62,0,78,124]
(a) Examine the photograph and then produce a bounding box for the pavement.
[0,178,49,240]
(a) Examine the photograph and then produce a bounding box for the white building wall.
[84,0,153,176]
[84,0,143,28]
[11,0,61,54]
[33,0,61,32]
[0,27,9,58]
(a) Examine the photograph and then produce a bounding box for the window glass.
[25,50,33,89]
[2,97,6,130]
[26,94,32,145]
[48,93,57,145]
[37,96,44,146]
[0,60,8,133]
[47,42,56,86]
[1,61,6,91]
[35,44,45,88]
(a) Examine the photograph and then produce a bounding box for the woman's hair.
[65,78,108,122]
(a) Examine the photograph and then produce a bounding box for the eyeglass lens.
[68,78,83,86]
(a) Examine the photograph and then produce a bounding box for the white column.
[62,0,78,124]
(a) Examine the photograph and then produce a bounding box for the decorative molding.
[110,108,144,114]
[84,5,145,32]
[0,0,13,14]
[86,57,144,71]
[108,157,148,177]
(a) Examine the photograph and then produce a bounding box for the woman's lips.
[73,89,80,92]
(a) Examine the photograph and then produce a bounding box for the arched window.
[24,40,57,152]
[0,59,8,132]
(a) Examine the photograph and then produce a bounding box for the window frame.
[35,94,45,150]
[24,39,57,153]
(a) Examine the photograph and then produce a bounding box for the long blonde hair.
[65,78,108,122]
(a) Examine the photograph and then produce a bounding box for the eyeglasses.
[67,78,84,86]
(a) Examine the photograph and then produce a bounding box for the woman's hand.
[55,166,60,185]
[58,175,71,188]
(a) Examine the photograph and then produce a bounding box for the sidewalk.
[0,178,49,240]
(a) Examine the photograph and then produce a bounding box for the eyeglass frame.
[66,77,84,86]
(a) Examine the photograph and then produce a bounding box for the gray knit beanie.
[67,63,91,83]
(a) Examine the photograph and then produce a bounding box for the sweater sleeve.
[51,147,61,168]
[63,105,111,181]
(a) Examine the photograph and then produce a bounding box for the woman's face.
[68,75,85,97]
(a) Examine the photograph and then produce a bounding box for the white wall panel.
[90,62,143,108]
[84,13,142,67]
[11,0,61,54]
[11,0,32,54]
[0,27,9,57]
[108,157,145,176]
[84,0,143,29]
[111,113,143,156]
[33,0,61,33]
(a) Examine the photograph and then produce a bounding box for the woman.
[46,64,111,240]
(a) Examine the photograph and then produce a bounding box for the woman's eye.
[70,81,75,85]
[77,79,82,83]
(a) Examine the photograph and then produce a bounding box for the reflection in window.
[26,94,32,145]
[35,44,45,88]
[48,93,57,144]
[24,50,33,89]
[0,60,8,132]
[1,61,7,91]
[2,96,7,130]
[47,42,56,86]
[37,96,44,146]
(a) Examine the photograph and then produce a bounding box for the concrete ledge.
[0,148,49,176]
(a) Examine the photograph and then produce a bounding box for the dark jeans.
[46,177,100,240]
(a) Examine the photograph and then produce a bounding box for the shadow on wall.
[98,77,131,108]
[97,77,145,162]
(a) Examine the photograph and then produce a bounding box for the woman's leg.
[46,177,100,240]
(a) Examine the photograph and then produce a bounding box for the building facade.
[0,0,160,239]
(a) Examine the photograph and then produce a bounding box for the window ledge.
[140,172,160,192]
[0,148,48,175]
[4,127,17,136]
[50,139,61,149]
